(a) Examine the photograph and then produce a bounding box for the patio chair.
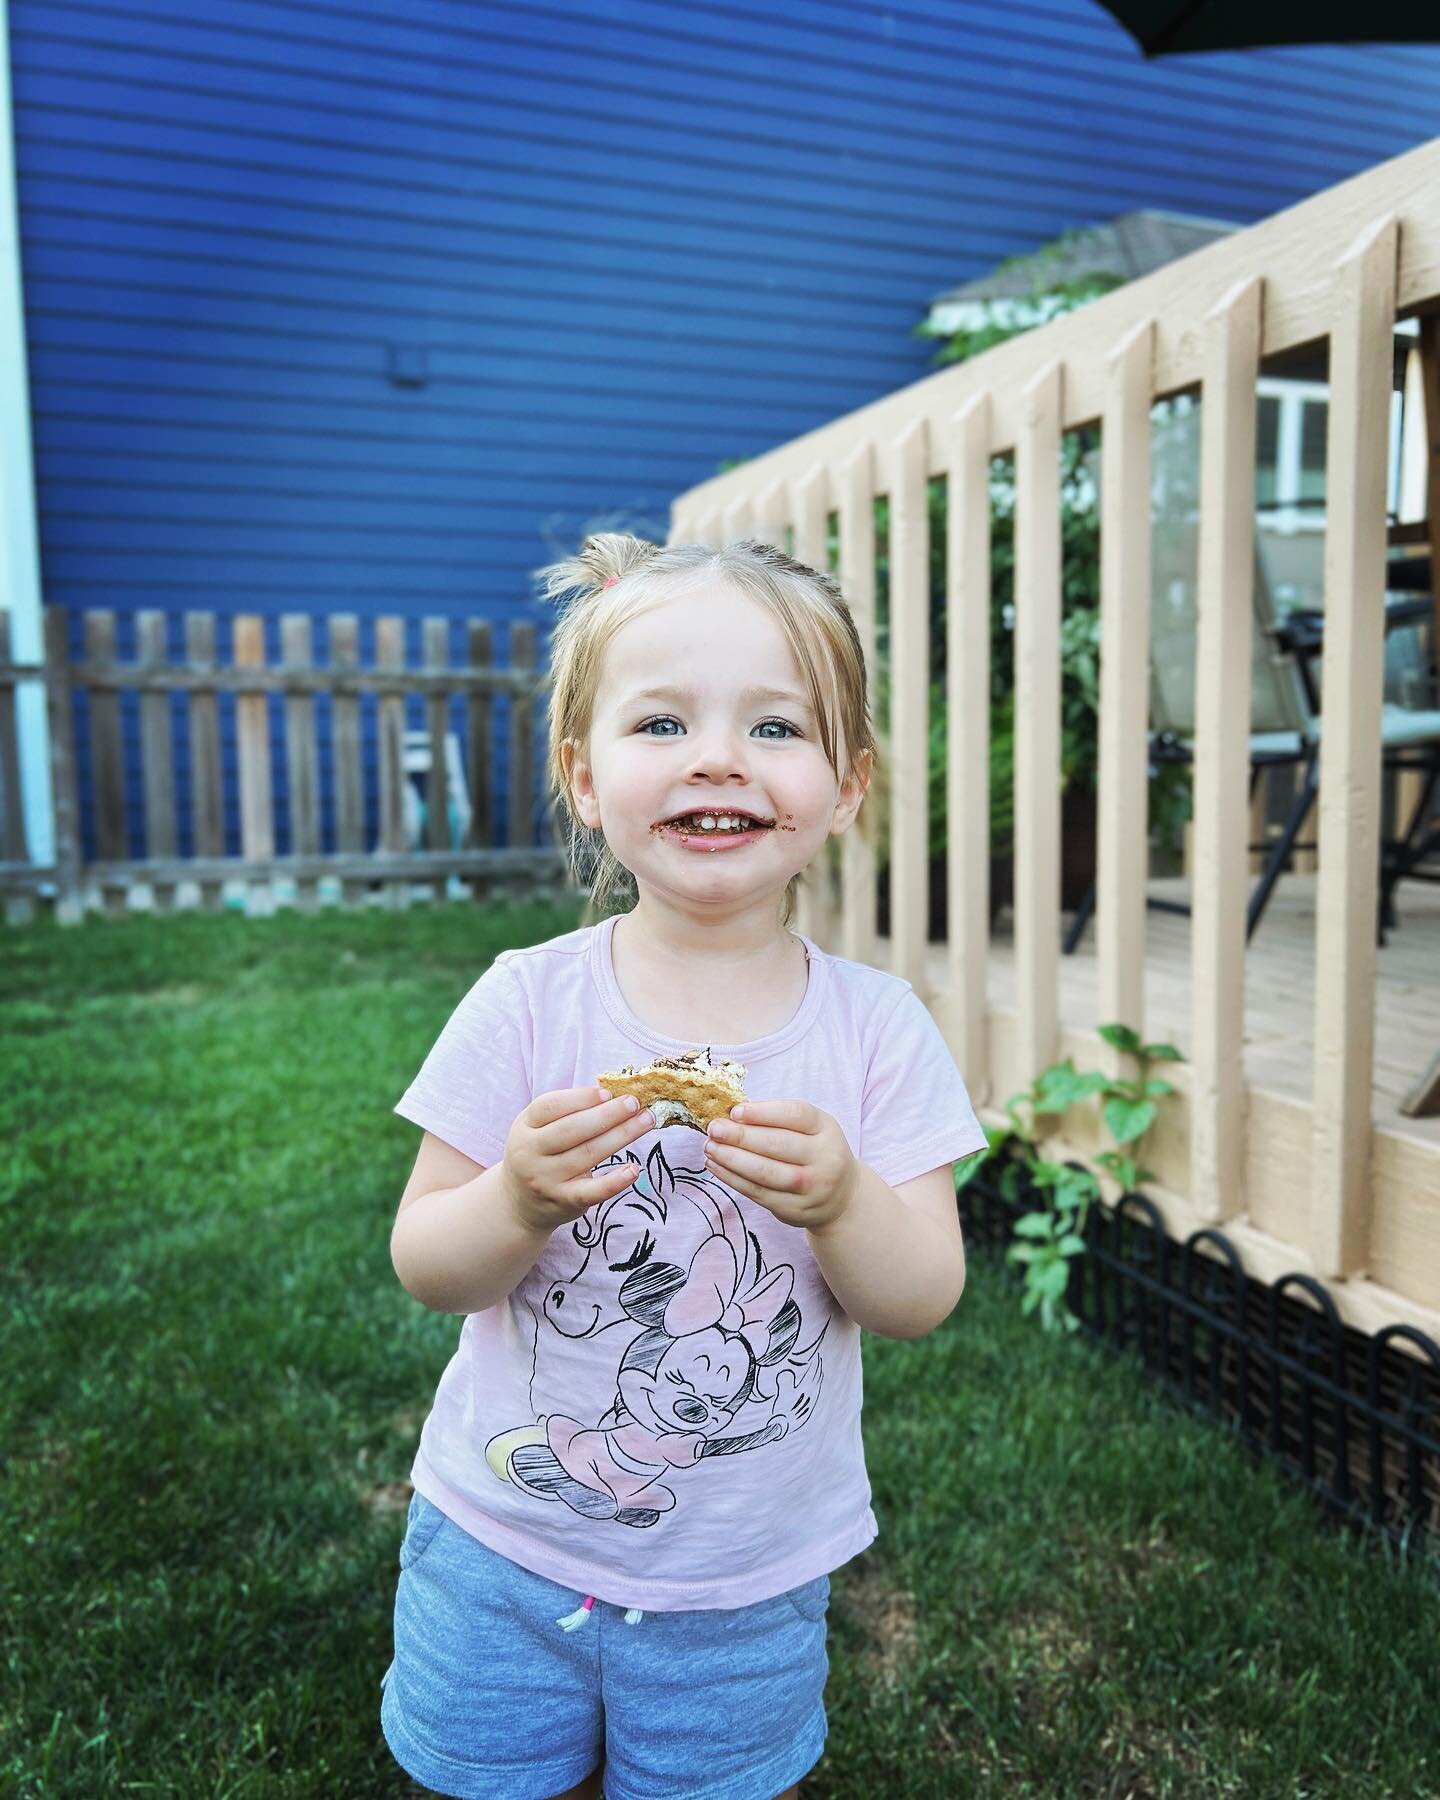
[402,727,473,850]
[1272,586,1440,932]
[1064,402,1440,952]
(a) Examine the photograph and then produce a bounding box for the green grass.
[2,902,1436,1798]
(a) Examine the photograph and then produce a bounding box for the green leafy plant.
[957,1023,1183,1334]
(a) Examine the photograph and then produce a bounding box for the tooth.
[665,811,764,832]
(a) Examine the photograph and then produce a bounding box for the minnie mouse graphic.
[486,1178,826,1528]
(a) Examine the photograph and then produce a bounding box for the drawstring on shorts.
[556,1594,644,1630]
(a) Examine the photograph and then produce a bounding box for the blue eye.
[636,716,800,740]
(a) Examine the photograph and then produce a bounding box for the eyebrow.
[621,683,813,711]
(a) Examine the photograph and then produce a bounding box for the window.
[1256,396,1281,508]
[1299,400,1327,504]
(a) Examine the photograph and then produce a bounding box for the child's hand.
[703,1101,858,1231]
[503,1087,654,1233]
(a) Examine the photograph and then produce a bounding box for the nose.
[681,725,750,785]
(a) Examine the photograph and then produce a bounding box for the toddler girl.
[382,534,987,1800]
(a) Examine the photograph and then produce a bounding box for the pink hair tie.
[602,575,618,590]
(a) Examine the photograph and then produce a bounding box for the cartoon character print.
[486,1141,826,1529]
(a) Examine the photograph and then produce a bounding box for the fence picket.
[375,617,409,910]
[465,620,494,904]
[42,610,82,922]
[508,623,537,882]
[423,617,451,903]
[137,612,178,915]
[85,610,128,919]
[233,616,274,918]
[328,614,364,907]
[184,613,224,912]
[280,615,320,913]
[0,614,33,925]
[0,616,25,857]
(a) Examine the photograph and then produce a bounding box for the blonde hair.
[538,532,882,927]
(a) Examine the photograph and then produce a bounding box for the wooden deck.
[958,873,1440,1152]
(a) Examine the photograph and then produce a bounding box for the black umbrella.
[1093,0,1440,56]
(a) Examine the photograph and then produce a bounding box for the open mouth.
[653,809,776,837]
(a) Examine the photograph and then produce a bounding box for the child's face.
[565,585,867,914]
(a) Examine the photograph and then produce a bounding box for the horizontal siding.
[12,0,1440,861]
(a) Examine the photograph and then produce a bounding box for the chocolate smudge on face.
[649,816,787,835]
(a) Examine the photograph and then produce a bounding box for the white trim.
[0,0,52,867]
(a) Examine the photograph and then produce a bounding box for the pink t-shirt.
[393,911,987,1612]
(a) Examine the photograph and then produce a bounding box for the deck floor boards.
[923,871,1440,1150]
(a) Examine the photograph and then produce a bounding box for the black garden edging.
[958,1161,1440,1560]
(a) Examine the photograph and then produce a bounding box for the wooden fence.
[670,138,1440,1348]
[0,608,567,923]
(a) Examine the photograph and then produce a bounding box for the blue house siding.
[10,0,1440,866]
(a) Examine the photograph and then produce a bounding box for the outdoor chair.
[1265,584,1440,931]
[1064,404,1440,954]
[401,727,473,851]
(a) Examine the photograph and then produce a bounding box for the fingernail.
[622,1096,639,1113]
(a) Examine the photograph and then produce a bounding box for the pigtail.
[536,531,660,605]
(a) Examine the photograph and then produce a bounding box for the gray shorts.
[381,1492,831,1800]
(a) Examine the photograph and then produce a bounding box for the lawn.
[2,900,1436,1798]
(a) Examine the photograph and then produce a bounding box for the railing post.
[943,393,992,1105]
[1014,361,1063,1085]
[752,480,788,552]
[722,495,755,542]
[886,418,930,995]
[1311,216,1399,1280]
[1096,321,1155,1073]
[1190,277,1262,1223]
[838,442,877,970]
[791,464,839,951]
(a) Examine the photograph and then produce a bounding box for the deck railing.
[670,138,1440,1338]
